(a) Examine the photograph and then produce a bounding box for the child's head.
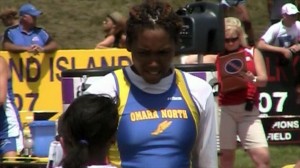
[58,94,118,167]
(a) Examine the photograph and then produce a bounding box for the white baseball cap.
[281,3,299,15]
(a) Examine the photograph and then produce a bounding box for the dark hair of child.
[58,94,119,168]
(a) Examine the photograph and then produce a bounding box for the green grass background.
[0,0,299,167]
[235,146,300,168]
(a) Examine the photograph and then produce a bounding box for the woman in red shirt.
[217,17,270,168]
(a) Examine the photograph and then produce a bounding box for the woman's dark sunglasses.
[225,37,239,43]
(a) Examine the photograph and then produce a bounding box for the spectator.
[216,20,270,168]
[0,7,19,45]
[259,3,300,106]
[85,0,218,167]
[0,7,18,27]
[57,94,118,168]
[2,3,58,53]
[95,11,126,49]
[220,0,255,46]
[268,0,300,25]
[257,3,300,60]
[0,56,24,158]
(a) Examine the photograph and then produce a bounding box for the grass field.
[235,145,300,168]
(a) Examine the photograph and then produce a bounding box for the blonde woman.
[216,22,270,168]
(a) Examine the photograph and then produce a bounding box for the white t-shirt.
[261,20,300,47]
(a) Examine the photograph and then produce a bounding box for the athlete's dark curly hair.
[126,0,183,48]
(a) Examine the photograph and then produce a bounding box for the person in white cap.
[267,0,300,25]
[2,3,58,54]
[257,3,300,60]
[257,2,300,112]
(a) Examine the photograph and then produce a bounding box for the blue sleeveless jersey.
[0,78,21,139]
[109,68,199,168]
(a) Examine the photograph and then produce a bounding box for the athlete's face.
[129,28,175,84]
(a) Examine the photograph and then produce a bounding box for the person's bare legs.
[220,149,235,168]
[247,147,270,168]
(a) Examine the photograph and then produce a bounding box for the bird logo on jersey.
[151,120,172,136]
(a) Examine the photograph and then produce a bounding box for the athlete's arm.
[193,92,218,168]
[187,75,218,168]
